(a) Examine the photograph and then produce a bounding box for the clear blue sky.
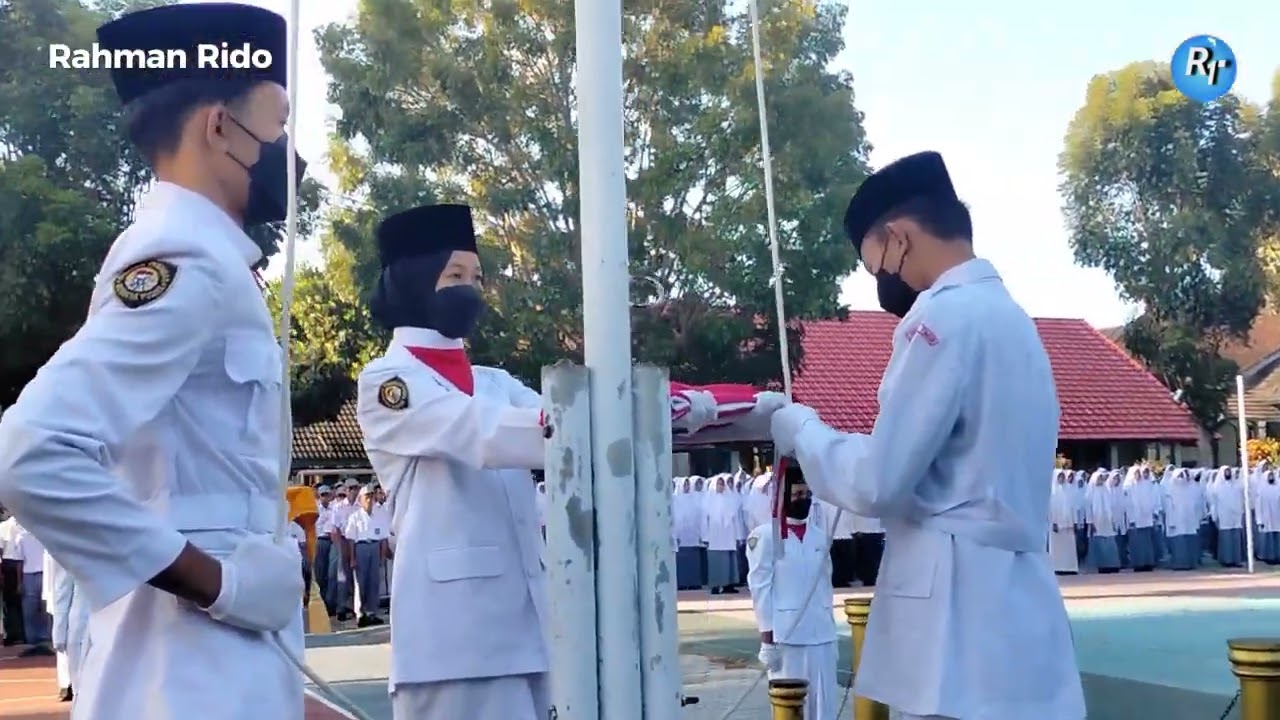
[241,0,1280,328]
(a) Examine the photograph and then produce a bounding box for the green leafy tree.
[0,0,320,405]
[1059,61,1278,431]
[265,250,388,426]
[1255,70,1280,305]
[315,0,867,385]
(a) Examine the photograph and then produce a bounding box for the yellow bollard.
[287,486,332,635]
[768,678,808,720]
[844,597,890,720]
[1227,638,1280,720]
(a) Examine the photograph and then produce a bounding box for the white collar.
[391,326,463,350]
[139,182,262,266]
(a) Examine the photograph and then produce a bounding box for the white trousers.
[771,641,839,720]
[56,650,71,689]
[69,641,84,689]
[391,673,549,720]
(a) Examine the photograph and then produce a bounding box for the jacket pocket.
[427,546,504,582]
[222,331,282,459]
[878,528,940,599]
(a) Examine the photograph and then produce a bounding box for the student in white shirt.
[342,485,390,627]
[313,484,339,617]
[0,514,24,645]
[332,478,361,621]
[286,520,309,606]
[16,528,52,656]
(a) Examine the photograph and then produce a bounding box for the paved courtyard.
[1,569,1276,718]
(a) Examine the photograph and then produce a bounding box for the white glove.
[679,390,719,435]
[770,403,819,456]
[751,391,790,418]
[205,535,305,633]
[757,642,782,672]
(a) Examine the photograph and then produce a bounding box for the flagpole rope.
[267,3,376,718]
[714,2,852,717]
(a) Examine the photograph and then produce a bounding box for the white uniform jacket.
[774,259,1085,720]
[744,521,835,646]
[0,182,304,720]
[357,326,548,690]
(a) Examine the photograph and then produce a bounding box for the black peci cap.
[96,3,288,105]
[843,151,958,254]
[376,204,479,267]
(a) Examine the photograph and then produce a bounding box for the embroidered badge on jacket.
[747,535,759,550]
[113,259,177,308]
[378,377,410,410]
[906,322,939,346]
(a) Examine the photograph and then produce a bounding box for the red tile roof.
[794,311,1200,442]
[292,400,367,468]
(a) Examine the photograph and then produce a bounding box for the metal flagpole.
[267,3,375,717]
[1236,374,1255,574]
[573,1,644,718]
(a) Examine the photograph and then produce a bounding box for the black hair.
[875,194,973,242]
[124,78,258,164]
[368,251,453,330]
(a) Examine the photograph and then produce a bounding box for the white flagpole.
[267,4,375,718]
[573,0,644,718]
[1236,374,1255,574]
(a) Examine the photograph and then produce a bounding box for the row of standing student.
[666,471,885,592]
[1048,465,1263,575]
[308,481,393,628]
[0,511,87,703]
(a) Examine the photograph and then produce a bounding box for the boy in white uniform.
[342,486,389,627]
[746,460,837,720]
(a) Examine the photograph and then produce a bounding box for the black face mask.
[429,285,485,339]
[873,229,919,318]
[785,496,812,520]
[227,116,306,226]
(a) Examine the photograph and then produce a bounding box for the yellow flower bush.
[1247,437,1280,466]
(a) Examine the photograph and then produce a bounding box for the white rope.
[270,4,375,718]
[714,3,852,716]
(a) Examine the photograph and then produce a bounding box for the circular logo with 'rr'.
[1171,35,1237,102]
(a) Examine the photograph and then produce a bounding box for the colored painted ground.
[0,644,353,719]
[3,570,1276,718]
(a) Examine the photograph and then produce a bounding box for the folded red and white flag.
[669,381,788,447]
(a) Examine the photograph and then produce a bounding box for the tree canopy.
[311,0,868,390]
[0,0,319,406]
[1059,61,1280,430]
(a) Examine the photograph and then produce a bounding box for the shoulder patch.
[904,321,939,346]
[377,376,410,410]
[747,535,759,550]
[112,259,177,309]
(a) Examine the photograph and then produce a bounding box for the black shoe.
[336,611,352,622]
[20,644,54,657]
[370,615,385,625]
[356,615,372,628]
[1,638,13,647]
[58,686,73,702]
